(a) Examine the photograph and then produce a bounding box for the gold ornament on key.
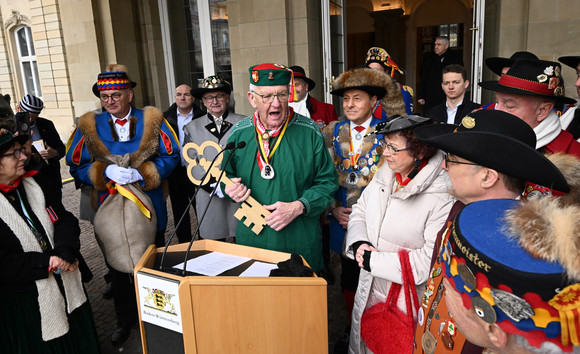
[183,141,271,235]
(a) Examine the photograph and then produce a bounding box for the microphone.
[159,140,237,271]
[181,140,246,275]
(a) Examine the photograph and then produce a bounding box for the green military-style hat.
[249,63,297,101]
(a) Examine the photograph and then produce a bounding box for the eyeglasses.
[379,140,410,155]
[1,147,27,159]
[251,91,289,103]
[202,94,227,102]
[99,92,124,102]
[444,154,479,169]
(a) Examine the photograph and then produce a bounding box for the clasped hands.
[105,165,143,185]
[49,256,78,274]
[225,177,303,231]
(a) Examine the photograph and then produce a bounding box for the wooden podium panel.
[134,240,328,354]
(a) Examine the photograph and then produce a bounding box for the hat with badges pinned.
[485,51,538,76]
[191,75,232,100]
[439,198,580,351]
[414,109,569,193]
[364,47,405,77]
[92,64,137,97]
[249,63,297,101]
[479,59,576,105]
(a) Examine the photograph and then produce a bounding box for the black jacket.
[425,99,480,125]
[33,117,66,188]
[163,102,205,136]
[418,50,463,110]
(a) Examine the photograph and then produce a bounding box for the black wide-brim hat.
[191,75,232,100]
[373,115,431,135]
[0,128,29,151]
[558,56,580,69]
[414,109,570,193]
[289,66,316,91]
[485,51,538,76]
[479,59,576,105]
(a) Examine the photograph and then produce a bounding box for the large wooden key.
[183,141,271,235]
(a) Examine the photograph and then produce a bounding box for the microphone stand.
[159,141,234,272]
[180,142,244,275]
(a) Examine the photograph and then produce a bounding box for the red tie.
[354,126,365,132]
[116,119,128,126]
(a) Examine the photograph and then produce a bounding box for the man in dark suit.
[17,94,66,200]
[288,65,337,130]
[418,36,463,111]
[425,64,480,124]
[163,84,205,243]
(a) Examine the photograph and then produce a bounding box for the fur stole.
[78,106,163,191]
[504,153,580,280]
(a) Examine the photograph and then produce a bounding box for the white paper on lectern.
[173,252,251,276]
[239,261,278,277]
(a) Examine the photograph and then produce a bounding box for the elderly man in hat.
[181,75,245,240]
[65,64,180,345]
[364,46,414,116]
[223,63,337,273]
[558,56,580,140]
[321,67,389,345]
[412,109,573,353]
[163,84,205,243]
[288,65,337,130]
[479,58,580,198]
[16,94,66,200]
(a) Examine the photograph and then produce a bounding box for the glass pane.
[16,27,30,57]
[210,0,232,85]
[449,24,458,47]
[168,0,204,87]
[329,0,345,115]
[22,62,34,94]
[439,24,448,37]
[31,61,42,97]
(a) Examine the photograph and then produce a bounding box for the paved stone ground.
[61,168,348,353]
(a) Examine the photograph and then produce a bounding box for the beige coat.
[345,151,454,353]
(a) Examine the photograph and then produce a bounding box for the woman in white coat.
[345,115,455,353]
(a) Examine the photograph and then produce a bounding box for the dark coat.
[425,99,481,124]
[163,102,205,136]
[34,117,66,192]
[418,50,463,110]
[0,177,81,293]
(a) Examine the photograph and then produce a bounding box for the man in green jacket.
[223,63,338,273]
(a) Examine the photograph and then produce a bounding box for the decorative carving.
[5,10,31,29]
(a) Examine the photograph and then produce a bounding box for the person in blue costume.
[65,64,180,346]
[364,46,412,118]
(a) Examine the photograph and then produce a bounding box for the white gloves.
[105,165,143,185]
[209,182,225,199]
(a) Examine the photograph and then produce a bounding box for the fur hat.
[330,68,390,99]
[92,64,137,97]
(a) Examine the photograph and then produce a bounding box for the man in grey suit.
[184,75,245,240]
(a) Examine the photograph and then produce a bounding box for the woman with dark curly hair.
[345,115,455,353]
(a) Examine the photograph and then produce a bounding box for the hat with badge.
[249,63,297,101]
[289,66,316,91]
[558,56,580,70]
[330,67,390,99]
[191,75,232,100]
[479,59,576,105]
[439,194,580,351]
[92,64,137,97]
[414,109,569,193]
[485,51,538,76]
[364,47,405,77]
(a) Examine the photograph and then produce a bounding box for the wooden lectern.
[134,240,328,353]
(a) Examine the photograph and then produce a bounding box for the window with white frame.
[15,26,42,97]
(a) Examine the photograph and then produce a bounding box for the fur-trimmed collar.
[78,106,163,168]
